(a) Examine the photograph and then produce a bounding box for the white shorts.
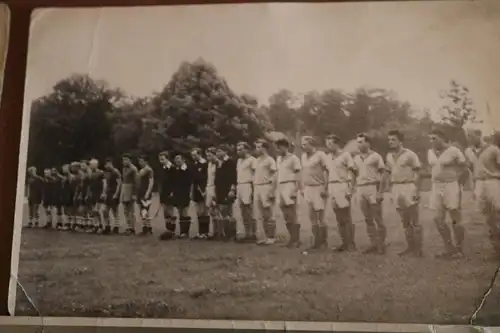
[205,185,216,207]
[279,181,298,207]
[237,183,253,206]
[254,184,274,209]
[357,184,378,206]
[304,185,326,211]
[430,181,461,211]
[474,179,500,213]
[391,183,418,210]
[328,182,350,209]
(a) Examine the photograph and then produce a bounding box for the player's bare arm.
[101,171,107,199]
[145,168,154,199]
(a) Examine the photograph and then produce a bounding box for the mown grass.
[14,192,500,325]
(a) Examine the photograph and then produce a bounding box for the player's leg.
[446,182,465,257]
[27,201,35,228]
[316,187,328,249]
[122,201,135,235]
[195,200,210,239]
[42,202,53,228]
[432,184,456,258]
[393,185,413,256]
[139,199,153,235]
[485,180,500,256]
[238,184,255,242]
[280,182,300,248]
[332,183,352,252]
[55,203,64,230]
[258,185,276,245]
[159,203,176,240]
[359,188,377,254]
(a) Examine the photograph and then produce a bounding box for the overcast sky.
[24,1,500,131]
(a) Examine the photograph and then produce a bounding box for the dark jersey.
[42,176,58,205]
[26,174,44,202]
[122,165,139,185]
[105,168,121,195]
[158,163,175,203]
[171,164,193,207]
[77,170,90,198]
[192,159,208,193]
[68,173,80,195]
[138,166,154,198]
[215,157,237,203]
[88,169,105,196]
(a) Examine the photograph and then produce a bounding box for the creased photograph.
[11,1,500,326]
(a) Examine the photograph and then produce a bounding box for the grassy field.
[14,191,500,325]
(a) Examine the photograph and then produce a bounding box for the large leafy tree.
[27,74,118,168]
[437,80,479,146]
[137,58,273,154]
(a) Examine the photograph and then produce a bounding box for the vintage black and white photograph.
[11,1,500,325]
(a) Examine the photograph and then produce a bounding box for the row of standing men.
[25,128,500,259]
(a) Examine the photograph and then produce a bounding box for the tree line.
[27,58,483,172]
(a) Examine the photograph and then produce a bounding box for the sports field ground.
[14,191,500,325]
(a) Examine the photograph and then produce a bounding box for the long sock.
[198,215,210,235]
[452,222,465,252]
[166,217,177,233]
[436,220,456,252]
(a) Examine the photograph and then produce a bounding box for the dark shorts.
[61,192,74,207]
[28,196,42,206]
[105,196,119,210]
[88,193,104,206]
[172,192,190,209]
[193,188,205,203]
[160,191,174,205]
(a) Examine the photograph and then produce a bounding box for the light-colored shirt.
[253,155,277,185]
[237,155,256,184]
[327,150,354,183]
[386,148,421,184]
[301,150,329,186]
[428,146,466,183]
[207,162,217,187]
[353,150,385,185]
[465,144,500,180]
[277,153,301,183]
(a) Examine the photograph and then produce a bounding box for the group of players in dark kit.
[25,128,500,259]
[24,146,239,241]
